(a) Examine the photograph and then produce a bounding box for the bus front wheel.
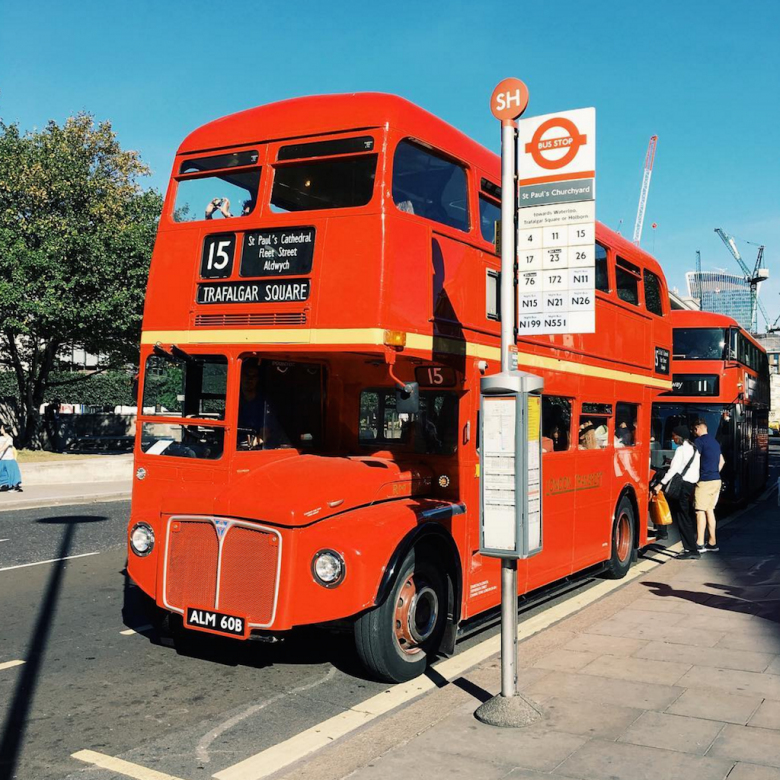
[604,497,635,579]
[354,551,446,683]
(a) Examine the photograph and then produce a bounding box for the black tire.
[354,551,446,683]
[603,496,635,579]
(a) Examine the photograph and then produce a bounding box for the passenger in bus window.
[205,197,231,219]
[578,421,598,450]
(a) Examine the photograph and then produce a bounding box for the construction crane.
[714,228,769,332]
[632,135,658,246]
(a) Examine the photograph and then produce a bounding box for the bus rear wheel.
[354,551,446,683]
[604,497,635,579]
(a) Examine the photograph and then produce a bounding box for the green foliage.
[0,114,162,444]
[0,369,135,407]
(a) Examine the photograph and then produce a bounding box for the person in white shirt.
[653,425,700,559]
[0,425,22,492]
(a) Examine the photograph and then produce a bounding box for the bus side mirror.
[396,382,420,415]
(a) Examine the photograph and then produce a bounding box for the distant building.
[686,271,753,330]
[754,332,780,427]
[669,287,700,311]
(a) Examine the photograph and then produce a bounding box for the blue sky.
[2,0,779,326]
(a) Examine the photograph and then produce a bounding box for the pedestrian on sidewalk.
[654,425,700,558]
[692,418,724,553]
[0,425,23,492]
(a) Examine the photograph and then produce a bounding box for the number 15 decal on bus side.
[201,234,236,279]
[415,366,457,388]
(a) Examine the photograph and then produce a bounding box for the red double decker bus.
[127,94,672,682]
[652,310,769,503]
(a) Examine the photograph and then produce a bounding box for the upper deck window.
[479,194,501,244]
[643,269,664,316]
[673,328,727,360]
[392,141,469,232]
[270,139,377,213]
[173,168,260,222]
[615,256,640,306]
[142,353,228,419]
[595,242,610,292]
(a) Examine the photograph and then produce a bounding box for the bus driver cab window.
[237,358,266,449]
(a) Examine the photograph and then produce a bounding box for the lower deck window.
[359,388,459,455]
[542,396,572,453]
[141,423,224,460]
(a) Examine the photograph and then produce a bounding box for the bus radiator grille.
[218,527,279,626]
[194,312,307,327]
[166,520,219,612]
[164,520,279,628]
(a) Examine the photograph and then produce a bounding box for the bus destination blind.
[197,279,311,304]
[241,227,315,277]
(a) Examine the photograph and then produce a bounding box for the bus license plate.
[185,607,247,638]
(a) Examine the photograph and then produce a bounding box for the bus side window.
[643,270,664,316]
[579,403,613,450]
[542,396,572,453]
[615,402,638,447]
[392,140,470,232]
[595,242,610,292]
[479,194,500,244]
[615,256,641,305]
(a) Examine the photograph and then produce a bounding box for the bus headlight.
[312,549,345,587]
[130,522,155,557]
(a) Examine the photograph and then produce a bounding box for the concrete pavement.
[277,485,780,780]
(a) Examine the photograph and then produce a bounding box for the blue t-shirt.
[695,433,721,482]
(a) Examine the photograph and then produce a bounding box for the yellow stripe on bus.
[141,329,672,391]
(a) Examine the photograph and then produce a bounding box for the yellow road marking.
[120,624,152,636]
[0,660,24,671]
[72,750,187,780]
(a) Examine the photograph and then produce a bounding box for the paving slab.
[621,623,727,648]
[616,710,725,755]
[583,618,632,637]
[528,697,643,740]
[526,671,683,711]
[412,705,586,773]
[532,649,600,672]
[677,666,780,700]
[749,699,780,730]
[717,632,780,653]
[561,633,648,657]
[634,640,775,673]
[578,654,691,686]
[666,688,764,725]
[607,608,689,628]
[708,723,780,767]
[554,738,733,780]
[728,763,780,780]
[681,613,774,632]
[348,746,514,780]
[766,655,780,675]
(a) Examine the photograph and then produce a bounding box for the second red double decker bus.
[127,94,672,682]
[652,310,769,503]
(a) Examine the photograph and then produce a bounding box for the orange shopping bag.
[649,491,673,526]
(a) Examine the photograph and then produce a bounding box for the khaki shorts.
[695,480,721,512]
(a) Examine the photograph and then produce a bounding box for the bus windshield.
[650,402,734,469]
[237,358,325,451]
[672,328,727,360]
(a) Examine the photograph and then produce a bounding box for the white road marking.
[196,667,337,765]
[212,549,675,780]
[72,750,186,780]
[0,551,99,572]
[0,539,10,543]
[121,624,152,636]
[0,660,25,671]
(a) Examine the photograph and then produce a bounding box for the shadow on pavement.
[0,514,107,780]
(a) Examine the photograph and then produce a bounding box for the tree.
[0,114,162,447]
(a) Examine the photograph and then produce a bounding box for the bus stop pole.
[499,120,518,699]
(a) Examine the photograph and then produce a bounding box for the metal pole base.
[475,693,542,728]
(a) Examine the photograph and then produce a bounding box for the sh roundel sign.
[490,78,529,122]
[524,116,588,170]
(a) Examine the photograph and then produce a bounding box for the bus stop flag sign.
[516,108,596,336]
